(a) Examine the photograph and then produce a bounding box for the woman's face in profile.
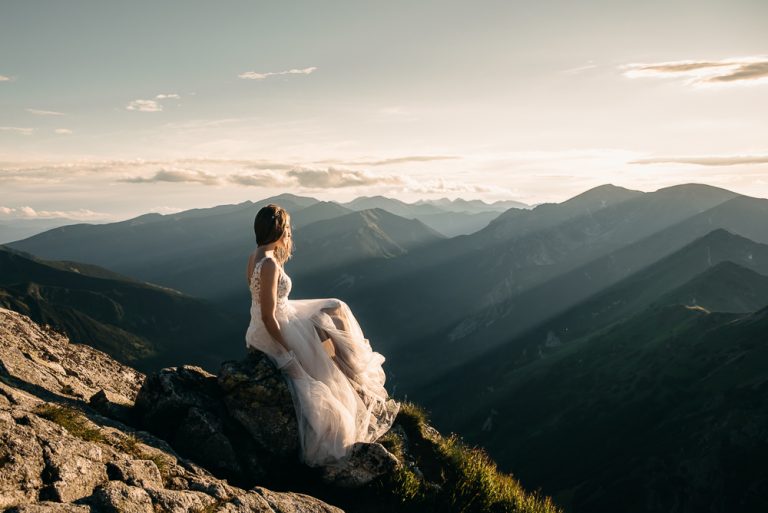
[281,224,292,246]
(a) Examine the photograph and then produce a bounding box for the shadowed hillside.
[422,260,768,513]
[0,246,243,372]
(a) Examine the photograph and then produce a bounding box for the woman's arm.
[258,258,291,351]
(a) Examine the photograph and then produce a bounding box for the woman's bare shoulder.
[260,256,279,273]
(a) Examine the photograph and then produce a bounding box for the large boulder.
[131,349,307,486]
[132,348,401,489]
[217,351,299,458]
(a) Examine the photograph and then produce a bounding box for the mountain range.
[0,216,97,245]
[4,182,768,512]
[7,194,466,301]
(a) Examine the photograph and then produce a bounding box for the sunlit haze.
[1,0,767,221]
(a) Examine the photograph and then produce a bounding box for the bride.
[244,203,399,467]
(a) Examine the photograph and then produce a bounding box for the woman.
[245,203,399,467]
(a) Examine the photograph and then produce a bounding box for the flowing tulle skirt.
[245,297,399,467]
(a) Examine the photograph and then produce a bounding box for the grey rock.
[88,389,135,424]
[144,487,217,513]
[0,308,144,402]
[106,458,163,488]
[90,481,153,513]
[0,408,46,509]
[253,486,345,513]
[0,309,345,513]
[7,503,92,512]
[320,442,400,488]
[212,492,272,513]
[132,352,304,486]
[38,427,108,502]
[132,365,259,481]
[218,351,299,457]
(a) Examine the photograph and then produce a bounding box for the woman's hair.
[254,203,293,264]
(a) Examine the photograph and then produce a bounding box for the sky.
[1,0,767,221]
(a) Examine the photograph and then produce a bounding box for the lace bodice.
[249,255,292,312]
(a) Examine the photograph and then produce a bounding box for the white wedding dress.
[245,255,399,466]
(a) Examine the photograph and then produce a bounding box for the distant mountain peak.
[652,183,741,201]
[564,183,644,203]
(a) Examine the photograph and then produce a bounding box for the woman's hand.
[259,257,291,352]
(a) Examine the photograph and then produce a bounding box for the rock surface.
[320,443,401,488]
[0,308,343,512]
[132,347,399,489]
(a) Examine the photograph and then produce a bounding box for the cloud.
[2,158,471,195]
[289,167,404,188]
[230,167,405,189]
[562,62,598,74]
[0,160,185,186]
[228,171,293,187]
[0,126,34,135]
[54,128,73,135]
[322,155,461,166]
[121,169,222,185]
[0,205,107,220]
[622,56,768,87]
[708,61,768,83]
[27,108,66,116]
[631,154,768,166]
[126,93,182,112]
[0,75,11,82]
[126,99,162,112]
[119,164,405,189]
[238,66,317,80]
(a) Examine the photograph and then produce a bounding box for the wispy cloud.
[563,62,598,74]
[0,205,107,220]
[120,164,406,189]
[27,108,66,116]
[1,158,494,196]
[126,99,162,112]
[288,167,404,188]
[0,75,11,82]
[238,66,317,80]
[126,93,181,112]
[228,171,292,187]
[632,154,768,166]
[622,56,768,87]
[231,167,405,189]
[0,126,34,135]
[321,155,460,167]
[120,169,222,185]
[54,128,73,135]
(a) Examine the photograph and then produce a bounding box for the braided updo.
[254,203,293,264]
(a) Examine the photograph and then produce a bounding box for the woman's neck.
[257,244,281,264]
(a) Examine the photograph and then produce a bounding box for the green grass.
[110,432,173,484]
[437,434,560,513]
[373,402,562,513]
[35,403,106,443]
[34,403,173,485]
